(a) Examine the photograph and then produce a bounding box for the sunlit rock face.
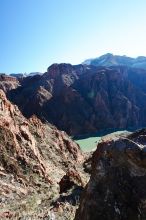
[75,129,146,220]
[0,74,19,92]
[0,89,88,219]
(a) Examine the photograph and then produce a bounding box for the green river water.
[74,130,131,152]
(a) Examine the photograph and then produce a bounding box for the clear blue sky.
[1,0,146,73]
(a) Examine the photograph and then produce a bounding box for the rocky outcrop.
[7,64,146,135]
[0,74,19,93]
[75,129,146,220]
[0,89,88,219]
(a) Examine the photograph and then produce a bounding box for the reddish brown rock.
[7,64,146,135]
[0,74,19,93]
[0,89,87,219]
[59,169,84,194]
[75,129,146,220]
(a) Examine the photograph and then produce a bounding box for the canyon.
[4,63,146,136]
[1,54,146,219]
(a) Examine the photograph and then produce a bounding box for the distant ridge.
[10,72,43,78]
[83,53,146,70]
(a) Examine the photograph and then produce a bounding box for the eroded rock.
[75,129,146,220]
[0,89,88,219]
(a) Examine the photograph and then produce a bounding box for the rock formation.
[0,89,88,219]
[7,64,146,135]
[0,74,19,93]
[75,129,146,220]
[83,53,146,70]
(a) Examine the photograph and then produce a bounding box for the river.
[74,129,134,152]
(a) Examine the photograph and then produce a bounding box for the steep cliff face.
[0,89,88,219]
[7,64,146,135]
[0,74,19,93]
[75,129,146,220]
[73,66,146,131]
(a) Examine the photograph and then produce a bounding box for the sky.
[1,0,146,73]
